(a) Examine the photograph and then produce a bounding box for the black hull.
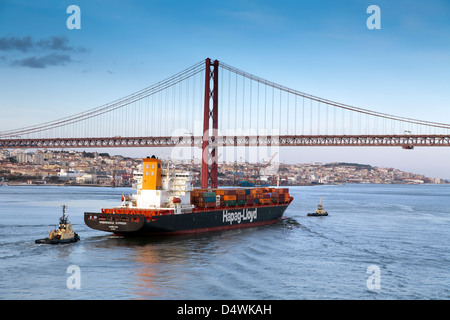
[307,213,328,217]
[85,204,289,236]
[35,235,80,244]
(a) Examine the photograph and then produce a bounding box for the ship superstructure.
[124,157,194,214]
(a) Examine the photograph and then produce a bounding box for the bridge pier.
[202,58,219,189]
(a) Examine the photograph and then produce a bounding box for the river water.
[0,184,449,300]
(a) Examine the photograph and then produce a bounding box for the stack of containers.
[279,188,290,204]
[236,189,246,206]
[191,187,290,208]
[202,191,216,208]
[191,189,204,206]
[257,192,271,204]
[270,188,290,204]
[216,189,237,206]
[245,192,255,205]
[191,189,216,208]
[250,189,259,204]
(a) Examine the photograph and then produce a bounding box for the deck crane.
[259,152,278,177]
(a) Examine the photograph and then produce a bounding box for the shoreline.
[1,183,126,187]
[1,182,447,187]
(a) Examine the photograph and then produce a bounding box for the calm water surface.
[0,184,449,299]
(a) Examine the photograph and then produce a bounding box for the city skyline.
[2,148,445,185]
[1,1,450,179]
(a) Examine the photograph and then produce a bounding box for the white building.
[58,169,85,180]
[76,173,98,184]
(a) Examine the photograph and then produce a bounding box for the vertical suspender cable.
[220,68,223,134]
[302,97,305,135]
[179,81,182,132]
[264,84,267,132]
[228,70,231,132]
[192,73,196,135]
[249,79,252,131]
[349,107,352,135]
[332,102,335,135]
[317,101,320,135]
[242,76,245,131]
[358,112,361,136]
[279,89,282,134]
[257,81,259,134]
[235,73,238,132]
[186,76,189,132]
[287,91,289,135]
[295,95,297,135]
[271,86,274,132]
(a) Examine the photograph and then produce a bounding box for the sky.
[0,0,450,178]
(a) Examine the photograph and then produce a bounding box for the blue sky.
[1,0,450,178]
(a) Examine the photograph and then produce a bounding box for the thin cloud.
[0,36,34,52]
[0,35,87,68]
[10,54,73,68]
[36,36,87,53]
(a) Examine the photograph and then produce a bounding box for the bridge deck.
[1,135,449,148]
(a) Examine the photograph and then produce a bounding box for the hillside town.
[0,149,447,187]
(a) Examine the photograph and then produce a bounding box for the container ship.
[84,156,293,236]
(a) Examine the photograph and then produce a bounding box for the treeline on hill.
[322,163,374,170]
[82,151,110,158]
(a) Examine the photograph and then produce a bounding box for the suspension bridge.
[1,58,449,187]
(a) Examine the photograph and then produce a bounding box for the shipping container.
[250,188,263,194]
[202,192,216,198]
[225,200,236,206]
[216,189,236,195]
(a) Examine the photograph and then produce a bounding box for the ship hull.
[307,213,328,217]
[85,204,289,236]
[35,235,80,244]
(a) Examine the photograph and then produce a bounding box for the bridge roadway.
[1,135,450,148]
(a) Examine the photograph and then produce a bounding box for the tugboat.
[307,198,328,217]
[35,205,80,244]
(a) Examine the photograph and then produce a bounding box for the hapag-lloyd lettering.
[223,208,257,225]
